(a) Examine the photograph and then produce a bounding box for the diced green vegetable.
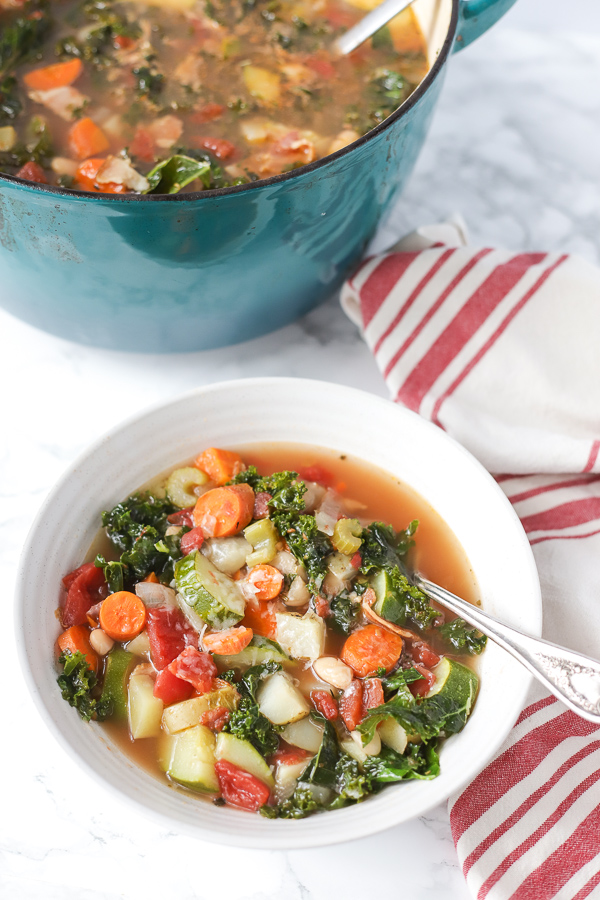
[100,648,135,722]
[166,725,219,792]
[165,466,209,508]
[214,634,289,669]
[332,518,362,555]
[175,550,245,629]
[162,681,239,734]
[274,758,312,803]
[0,126,16,151]
[128,672,163,738]
[215,732,274,787]
[57,650,111,722]
[126,630,151,658]
[244,518,278,566]
[378,717,408,755]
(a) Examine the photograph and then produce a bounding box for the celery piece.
[165,466,209,508]
[332,518,362,556]
[244,518,277,565]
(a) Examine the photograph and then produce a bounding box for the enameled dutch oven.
[0,0,516,352]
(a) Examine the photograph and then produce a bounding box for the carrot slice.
[203,626,253,655]
[241,599,278,638]
[99,591,147,641]
[194,447,245,485]
[143,572,159,583]
[68,117,110,160]
[74,157,127,193]
[57,625,98,673]
[247,564,284,601]
[23,58,83,91]
[340,625,404,677]
[193,483,255,537]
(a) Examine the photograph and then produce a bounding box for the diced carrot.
[247,564,284,601]
[193,483,255,537]
[57,625,98,673]
[73,157,127,193]
[23,58,83,92]
[241,599,277,638]
[340,625,404,677]
[113,34,135,50]
[15,160,47,184]
[143,572,159,583]
[194,447,245,485]
[99,591,147,641]
[203,626,253,655]
[68,117,110,160]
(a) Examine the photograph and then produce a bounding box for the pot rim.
[0,0,459,204]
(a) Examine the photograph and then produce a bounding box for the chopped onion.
[314,489,344,535]
[135,582,176,608]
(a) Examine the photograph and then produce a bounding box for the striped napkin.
[341,219,600,900]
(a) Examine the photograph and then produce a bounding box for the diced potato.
[257,671,310,725]
[0,126,16,151]
[128,673,163,739]
[351,729,381,757]
[276,611,326,662]
[162,681,239,734]
[126,630,151,658]
[215,733,274,787]
[274,758,312,802]
[242,66,281,104]
[378,718,408,755]
[281,716,324,753]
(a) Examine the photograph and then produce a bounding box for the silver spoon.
[415,574,600,725]
[333,0,416,56]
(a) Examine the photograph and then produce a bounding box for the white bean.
[89,628,114,656]
[284,576,310,608]
[312,656,353,690]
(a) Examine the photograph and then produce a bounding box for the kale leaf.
[222,662,281,757]
[301,719,339,789]
[381,666,423,703]
[145,155,211,194]
[364,742,440,782]
[359,520,417,572]
[437,619,487,655]
[0,76,21,125]
[275,514,333,591]
[57,651,112,722]
[385,567,439,631]
[260,786,320,819]
[332,753,372,802]
[132,65,164,101]
[0,0,53,80]
[328,592,361,635]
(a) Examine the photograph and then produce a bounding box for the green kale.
[222,662,281,756]
[230,467,306,514]
[145,155,211,194]
[261,786,320,819]
[385,567,439,631]
[381,666,423,703]
[301,719,339,789]
[332,753,372,802]
[437,619,487,655]
[0,113,53,167]
[371,25,393,50]
[371,68,406,103]
[328,592,360,635]
[0,76,21,124]
[0,0,53,80]
[94,555,126,593]
[57,651,112,722]
[102,492,175,546]
[132,65,164,101]
[275,513,333,591]
[364,742,440,782]
[359,520,417,572]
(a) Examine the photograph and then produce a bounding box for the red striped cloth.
[341,220,600,900]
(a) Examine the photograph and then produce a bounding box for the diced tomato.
[193,136,236,160]
[411,640,441,669]
[362,677,384,714]
[153,666,194,704]
[167,507,195,527]
[180,527,205,555]
[168,646,217,692]
[215,760,271,811]
[311,689,338,721]
[15,161,48,184]
[297,465,334,487]
[114,34,135,49]
[191,102,225,124]
[271,744,311,767]
[146,606,198,670]
[129,125,155,162]
[314,595,331,618]
[339,679,363,732]
[61,563,106,628]
[304,56,336,80]
[410,664,436,697]
[322,5,356,28]
[199,706,230,731]
[350,551,362,569]
[253,491,272,519]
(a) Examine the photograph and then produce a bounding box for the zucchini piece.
[275,611,325,662]
[281,716,324,753]
[425,657,479,709]
[166,466,209,508]
[215,733,274,788]
[378,718,408,755]
[100,648,135,721]
[128,672,163,739]
[257,671,310,725]
[214,635,289,669]
[175,550,245,629]
[244,519,278,566]
[371,568,406,625]
[167,725,219,793]
[162,680,239,734]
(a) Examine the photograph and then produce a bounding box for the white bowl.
[15,377,541,848]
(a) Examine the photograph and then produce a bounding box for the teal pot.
[0,0,516,352]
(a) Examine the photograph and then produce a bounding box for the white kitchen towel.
[341,219,600,900]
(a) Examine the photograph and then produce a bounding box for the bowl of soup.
[0,0,516,351]
[15,377,540,846]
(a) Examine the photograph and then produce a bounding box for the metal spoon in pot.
[333,0,417,56]
[414,574,600,725]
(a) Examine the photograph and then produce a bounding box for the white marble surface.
[2,5,599,898]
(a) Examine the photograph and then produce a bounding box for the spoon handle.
[415,574,600,725]
[334,0,415,55]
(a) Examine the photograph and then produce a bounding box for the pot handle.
[453,0,518,51]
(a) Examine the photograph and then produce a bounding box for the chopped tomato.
[215,760,271,811]
[113,33,135,49]
[314,595,331,618]
[304,56,336,80]
[62,562,106,628]
[191,103,225,123]
[411,640,441,669]
[362,677,384,713]
[339,679,363,731]
[311,689,338,720]
[129,125,155,162]
[253,491,272,519]
[199,706,230,731]
[180,526,205,555]
[322,5,356,28]
[193,136,236,160]
[15,161,47,184]
[410,664,436,697]
[146,606,198,670]
[168,646,217,693]
[167,507,195,527]
[271,745,311,766]
[297,465,334,487]
[350,551,362,569]
[153,666,194,704]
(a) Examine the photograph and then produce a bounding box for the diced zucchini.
[157,732,176,771]
[371,568,406,625]
[162,680,239,734]
[166,466,209,508]
[167,725,219,793]
[175,550,245,629]
[214,635,289,669]
[215,733,274,788]
[126,630,151,658]
[281,716,324,753]
[274,759,312,802]
[378,718,408,755]
[128,672,163,738]
[244,519,278,566]
[425,657,479,707]
[257,671,310,725]
[275,611,325,662]
[242,65,280,103]
[100,648,135,722]
[203,536,252,575]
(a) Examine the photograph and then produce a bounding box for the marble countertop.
[2,5,598,898]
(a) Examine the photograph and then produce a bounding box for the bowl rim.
[15,377,542,847]
[0,0,459,204]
